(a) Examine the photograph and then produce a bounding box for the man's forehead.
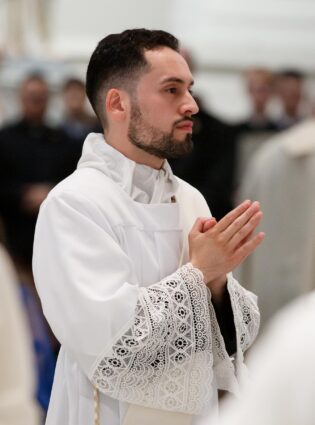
[23,79,47,91]
[143,47,193,84]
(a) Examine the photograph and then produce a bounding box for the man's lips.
[175,121,194,131]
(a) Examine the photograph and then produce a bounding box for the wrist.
[207,275,227,302]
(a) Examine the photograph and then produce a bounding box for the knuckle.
[231,219,240,229]
[238,227,246,237]
[216,234,225,245]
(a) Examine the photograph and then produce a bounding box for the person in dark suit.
[0,73,77,270]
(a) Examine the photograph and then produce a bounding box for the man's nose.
[180,92,199,116]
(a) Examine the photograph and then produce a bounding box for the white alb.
[33,133,259,425]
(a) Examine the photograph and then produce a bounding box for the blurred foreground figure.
[0,244,40,425]
[33,29,263,425]
[219,291,315,425]
[236,119,315,326]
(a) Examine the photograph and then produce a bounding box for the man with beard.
[33,29,264,425]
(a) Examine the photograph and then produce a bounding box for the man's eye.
[167,87,177,94]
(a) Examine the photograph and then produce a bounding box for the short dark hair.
[278,69,304,81]
[86,29,179,128]
[21,72,47,87]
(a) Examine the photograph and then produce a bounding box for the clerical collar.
[78,133,179,204]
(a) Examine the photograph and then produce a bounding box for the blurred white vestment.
[236,119,315,326]
[219,291,315,425]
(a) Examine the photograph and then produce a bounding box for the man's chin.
[166,140,194,159]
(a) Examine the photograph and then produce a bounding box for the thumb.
[190,217,209,235]
[202,217,217,233]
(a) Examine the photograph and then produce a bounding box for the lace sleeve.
[91,263,214,415]
[227,274,260,354]
[204,274,260,394]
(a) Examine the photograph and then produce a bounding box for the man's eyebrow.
[160,77,194,86]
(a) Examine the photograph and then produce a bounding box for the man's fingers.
[228,211,263,251]
[214,200,252,233]
[235,229,254,250]
[221,201,261,241]
[234,231,265,263]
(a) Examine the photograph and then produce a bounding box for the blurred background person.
[169,49,237,220]
[61,77,100,146]
[233,68,277,190]
[0,243,40,425]
[0,73,77,277]
[237,68,276,133]
[235,115,315,328]
[0,73,79,416]
[274,69,306,130]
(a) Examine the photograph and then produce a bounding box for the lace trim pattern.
[227,276,260,354]
[91,268,259,413]
[207,276,260,393]
[208,294,237,393]
[91,263,214,414]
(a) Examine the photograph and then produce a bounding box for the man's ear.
[106,89,128,122]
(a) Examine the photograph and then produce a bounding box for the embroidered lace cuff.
[91,263,214,414]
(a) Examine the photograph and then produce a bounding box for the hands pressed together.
[189,200,265,300]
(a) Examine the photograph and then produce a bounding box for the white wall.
[170,0,315,71]
[50,0,171,58]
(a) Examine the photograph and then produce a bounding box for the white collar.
[78,133,179,204]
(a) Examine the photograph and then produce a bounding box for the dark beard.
[128,103,193,159]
